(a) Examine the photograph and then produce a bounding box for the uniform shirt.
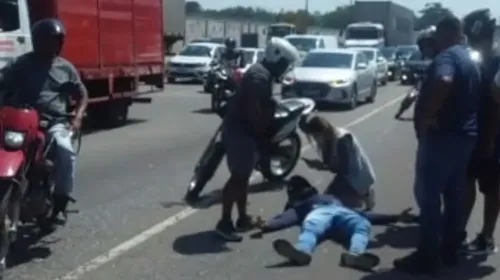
[0,52,86,121]
[415,45,481,137]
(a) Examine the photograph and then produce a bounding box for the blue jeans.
[48,123,77,196]
[295,205,371,255]
[413,134,475,254]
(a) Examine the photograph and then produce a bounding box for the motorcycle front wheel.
[211,87,223,112]
[260,131,301,181]
[185,141,225,202]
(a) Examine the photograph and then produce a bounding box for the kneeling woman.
[300,116,376,210]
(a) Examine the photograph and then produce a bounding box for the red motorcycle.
[0,89,82,269]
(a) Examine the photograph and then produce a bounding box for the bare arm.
[67,63,88,120]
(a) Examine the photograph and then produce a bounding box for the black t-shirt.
[224,62,274,131]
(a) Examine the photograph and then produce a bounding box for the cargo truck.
[339,1,415,48]
[0,0,164,127]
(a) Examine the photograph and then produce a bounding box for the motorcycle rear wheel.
[211,88,222,112]
[185,141,225,202]
[260,132,301,181]
[35,173,57,234]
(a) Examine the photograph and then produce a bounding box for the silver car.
[281,48,378,109]
[166,43,225,83]
[349,47,389,85]
[240,48,264,72]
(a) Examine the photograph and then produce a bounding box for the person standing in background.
[461,9,500,256]
[393,16,481,274]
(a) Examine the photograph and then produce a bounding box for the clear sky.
[194,0,500,18]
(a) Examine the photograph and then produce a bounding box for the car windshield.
[408,51,422,61]
[0,0,20,32]
[360,50,375,61]
[381,48,397,59]
[179,45,212,57]
[396,46,417,58]
[286,37,317,52]
[346,27,380,39]
[268,25,295,38]
[301,52,352,68]
[242,50,255,65]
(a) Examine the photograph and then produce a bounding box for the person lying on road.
[250,176,418,271]
[300,116,376,210]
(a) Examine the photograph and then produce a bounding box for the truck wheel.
[105,101,129,128]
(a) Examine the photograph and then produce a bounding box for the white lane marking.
[54,94,406,280]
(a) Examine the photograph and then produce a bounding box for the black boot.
[51,194,70,225]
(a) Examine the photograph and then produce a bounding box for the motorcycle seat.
[275,99,306,118]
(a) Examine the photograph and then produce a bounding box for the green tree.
[415,2,454,30]
[320,5,353,29]
[185,1,202,15]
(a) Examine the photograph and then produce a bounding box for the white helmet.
[263,37,300,65]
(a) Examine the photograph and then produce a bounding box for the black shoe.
[340,252,380,272]
[235,215,255,232]
[393,251,441,275]
[51,194,70,225]
[273,239,311,266]
[215,219,242,242]
[464,233,498,255]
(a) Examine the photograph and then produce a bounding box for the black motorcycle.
[185,98,316,202]
[210,66,240,112]
[395,80,422,119]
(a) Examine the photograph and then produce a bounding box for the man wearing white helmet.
[215,37,300,241]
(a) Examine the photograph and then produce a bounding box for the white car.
[166,43,225,83]
[349,47,389,85]
[240,47,264,72]
[281,48,378,109]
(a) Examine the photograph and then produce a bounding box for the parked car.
[203,48,263,93]
[284,34,338,57]
[381,46,400,81]
[281,48,377,109]
[166,43,225,83]
[400,50,430,85]
[240,48,264,71]
[190,37,226,44]
[395,45,419,61]
[349,47,388,86]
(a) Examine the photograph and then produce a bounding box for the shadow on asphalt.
[360,255,496,280]
[160,180,286,210]
[369,225,419,250]
[395,117,413,122]
[81,118,148,136]
[6,224,61,269]
[191,108,214,115]
[172,230,231,255]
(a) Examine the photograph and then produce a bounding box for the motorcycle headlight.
[3,130,25,149]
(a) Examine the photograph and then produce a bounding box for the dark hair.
[436,16,462,39]
[288,175,312,189]
[286,175,318,201]
[301,115,333,134]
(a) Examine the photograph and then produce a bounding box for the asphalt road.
[4,82,499,280]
